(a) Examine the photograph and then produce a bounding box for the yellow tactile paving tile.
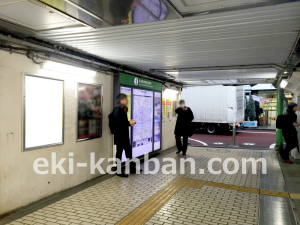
[204,181,223,188]
[185,179,206,189]
[238,186,259,194]
[117,178,183,225]
[260,189,281,197]
[220,183,240,191]
[279,191,290,198]
[290,193,300,200]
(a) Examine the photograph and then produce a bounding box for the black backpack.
[108,108,117,134]
[188,123,195,137]
[276,114,286,129]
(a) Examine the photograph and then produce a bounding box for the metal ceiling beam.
[181,0,299,17]
[0,33,182,86]
[161,0,183,18]
[63,0,114,27]
[150,64,287,73]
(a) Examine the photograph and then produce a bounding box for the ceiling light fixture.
[43,61,97,78]
[280,79,288,88]
[164,89,179,95]
[167,72,179,76]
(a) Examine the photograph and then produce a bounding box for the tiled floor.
[2,147,298,225]
[179,148,261,188]
[146,186,259,225]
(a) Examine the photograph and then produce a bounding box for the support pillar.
[229,123,239,148]
[276,88,284,150]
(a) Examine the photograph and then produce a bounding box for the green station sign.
[119,73,162,91]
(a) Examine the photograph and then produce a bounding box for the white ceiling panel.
[34,2,300,83]
[169,0,268,14]
[165,68,277,85]
[168,69,277,80]
[0,0,84,31]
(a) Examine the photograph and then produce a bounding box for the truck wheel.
[207,125,216,134]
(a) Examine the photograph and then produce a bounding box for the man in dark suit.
[280,102,299,164]
[174,100,194,155]
[113,94,136,177]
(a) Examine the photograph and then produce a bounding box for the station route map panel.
[132,89,153,157]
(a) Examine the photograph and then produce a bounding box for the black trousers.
[282,134,298,159]
[175,134,188,153]
[115,138,135,172]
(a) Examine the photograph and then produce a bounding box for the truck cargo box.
[181,85,244,124]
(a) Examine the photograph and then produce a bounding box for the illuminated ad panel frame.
[117,73,162,158]
[22,74,64,151]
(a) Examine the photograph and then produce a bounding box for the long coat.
[174,107,194,135]
[113,105,130,144]
[283,102,298,136]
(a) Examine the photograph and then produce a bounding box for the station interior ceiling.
[0,0,299,87]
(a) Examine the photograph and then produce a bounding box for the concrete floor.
[0,147,297,225]
[279,153,300,223]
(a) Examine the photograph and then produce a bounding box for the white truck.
[181,85,245,134]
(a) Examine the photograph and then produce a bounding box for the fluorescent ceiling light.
[251,83,276,90]
[164,89,179,95]
[43,61,96,77]
[205,80,237,84]
[285,94,293,98]
[167,72,179,76]
[280,79,288,88]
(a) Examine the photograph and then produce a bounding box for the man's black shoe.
[117,173,128,178]
[182,153,186,156]
[130,169,143,174]
[176,151,182,154]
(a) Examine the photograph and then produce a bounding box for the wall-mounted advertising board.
[115,73,162,160]
[23,74,64,150]
[77,83,103,141]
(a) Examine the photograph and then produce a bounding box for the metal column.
[229,123,239,148]
[276,88,284,150]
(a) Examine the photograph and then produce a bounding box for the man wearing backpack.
[112,93,136,177]
[280,102,299,164]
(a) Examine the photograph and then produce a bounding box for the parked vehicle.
[181,85,245,134]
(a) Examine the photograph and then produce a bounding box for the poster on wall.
[172,101,177,117]
[166,99,172,121]
[154,92,162,150]
[24,75,64,150]
[260,97,268,104]
[77,83,102,141]
[162,98,166,121]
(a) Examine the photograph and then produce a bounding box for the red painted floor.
[189,129,276,149]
